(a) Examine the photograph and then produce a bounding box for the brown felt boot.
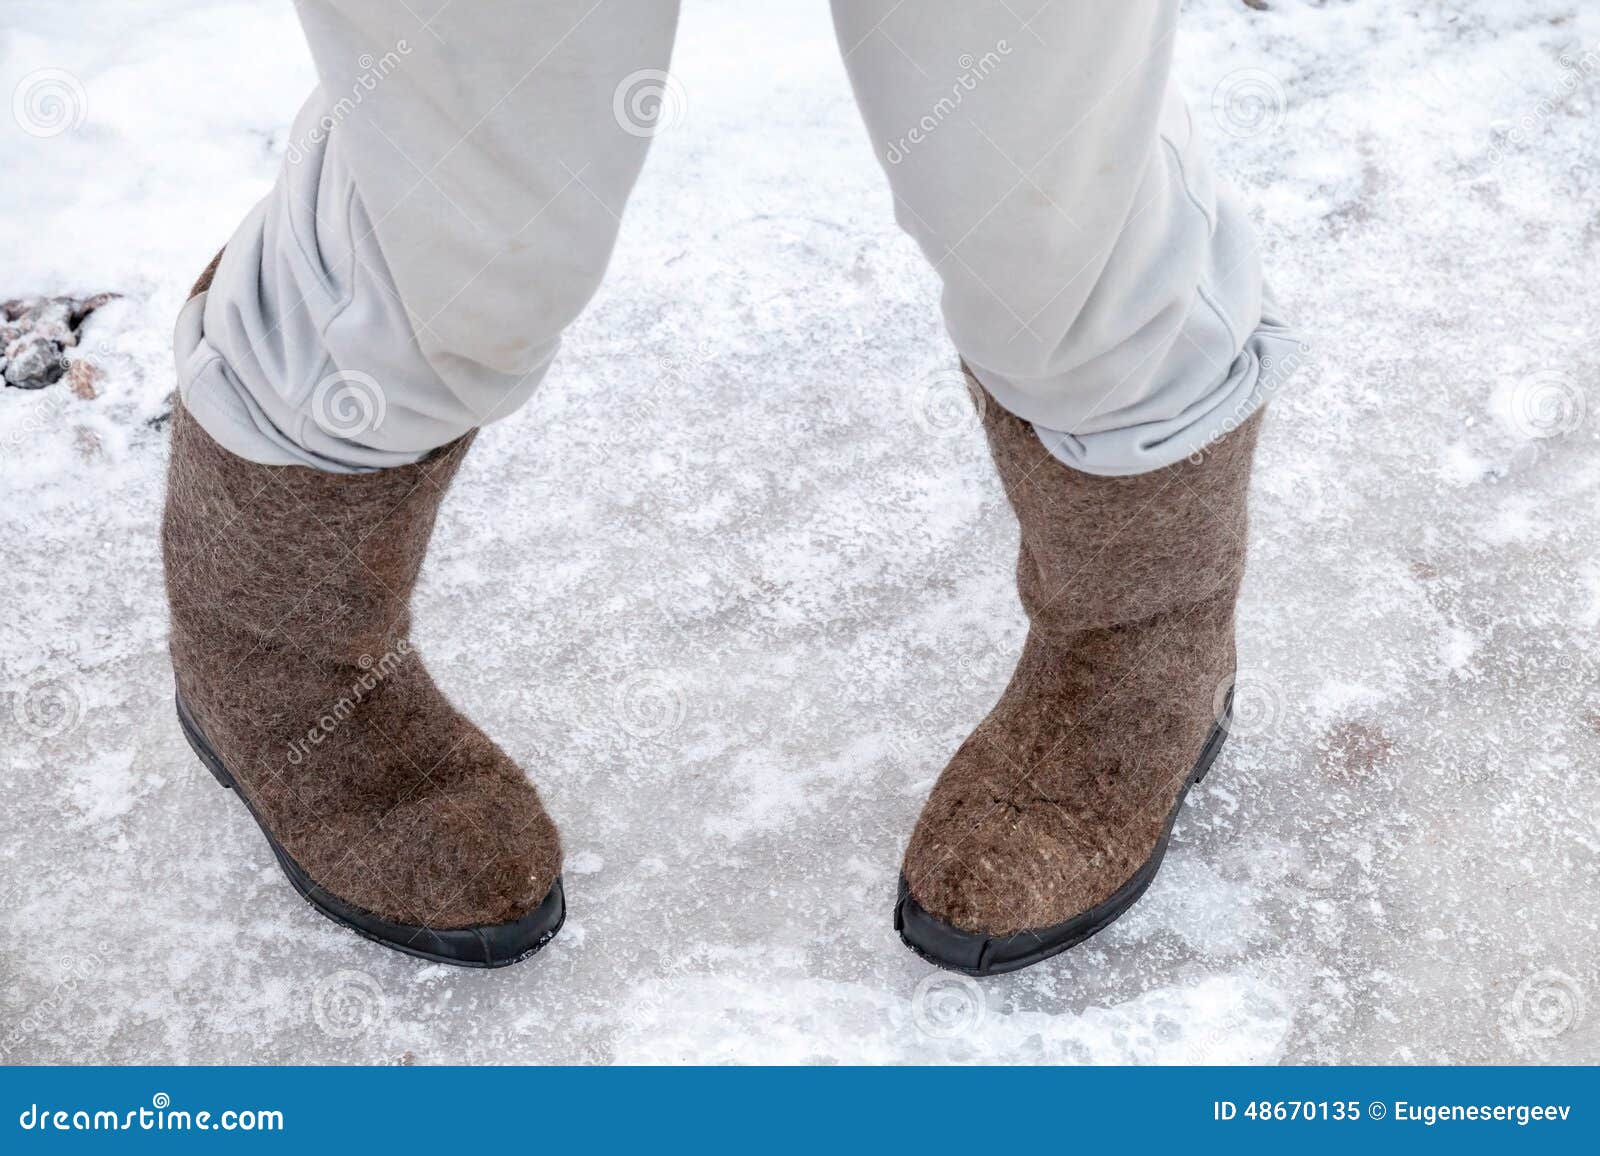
[162,260,562,967]
[895,371,1263,975]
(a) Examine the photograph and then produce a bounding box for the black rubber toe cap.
[895,871,1158,977]
[894,875,1076,977]
[284,854,566,968]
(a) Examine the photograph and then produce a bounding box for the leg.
[177,0,681,470]
[832,2,1289,970]
[832,0,1298,474]
[164,1,681,964]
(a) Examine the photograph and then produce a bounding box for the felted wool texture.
[902,375,1264,937]
[163,261,560,928]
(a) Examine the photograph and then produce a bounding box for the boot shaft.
[976,380,1263,639]
[161,404,474,666]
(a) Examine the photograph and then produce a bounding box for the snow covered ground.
[2,0,1598,1063]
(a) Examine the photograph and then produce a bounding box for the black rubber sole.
[895,700,1232,977]
[176,692,564,968]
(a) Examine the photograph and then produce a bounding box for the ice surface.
[2,0,1597,1063]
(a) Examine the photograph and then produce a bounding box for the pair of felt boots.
[164,265,1263,976]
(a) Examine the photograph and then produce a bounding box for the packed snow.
[2,0,1597,1063]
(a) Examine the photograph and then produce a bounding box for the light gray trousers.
[176,0,1298,476]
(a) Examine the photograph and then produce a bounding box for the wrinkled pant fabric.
[176,0,1300,476]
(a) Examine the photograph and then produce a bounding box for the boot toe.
[896,719,1230,975]
[292,784,564,967]
[354,782,563,929]
[902,803,1112,937]
[895,774,1152,975]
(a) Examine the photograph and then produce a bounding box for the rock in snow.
[2,295,115,389]
[3,332,65,389]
